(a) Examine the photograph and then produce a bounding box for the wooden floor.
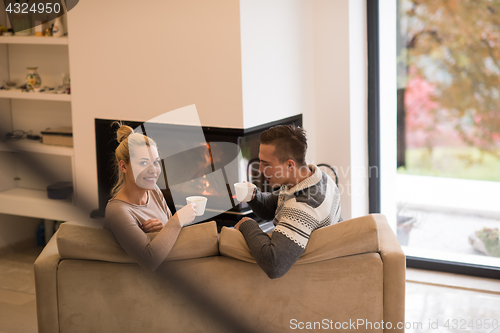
[0,246,41,333]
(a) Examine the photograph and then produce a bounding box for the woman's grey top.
[104,186,181,271]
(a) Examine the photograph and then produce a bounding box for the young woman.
[104,124,197,271]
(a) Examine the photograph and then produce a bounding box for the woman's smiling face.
[126,144,162,190]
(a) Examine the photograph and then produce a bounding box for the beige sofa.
[34,214,405,333]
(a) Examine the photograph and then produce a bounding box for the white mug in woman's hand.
[174,203,197,226]
[186,196,208,215]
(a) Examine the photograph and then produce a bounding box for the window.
[370,0,500,278]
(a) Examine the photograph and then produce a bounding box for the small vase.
[52,17,65,37]
[26,67,42,90]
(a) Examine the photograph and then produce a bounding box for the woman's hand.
[173,203,197,226]
[141,218,163,233]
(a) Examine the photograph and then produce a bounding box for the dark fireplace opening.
[93,115,302,228]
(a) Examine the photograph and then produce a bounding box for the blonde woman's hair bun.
[115,122,134,144]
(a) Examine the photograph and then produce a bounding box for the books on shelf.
[41,126,73,147]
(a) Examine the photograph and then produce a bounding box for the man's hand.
[141,218,163,233]
[242,181,257,201]
[234,217,254,230]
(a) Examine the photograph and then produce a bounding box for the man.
[234,125,342,279]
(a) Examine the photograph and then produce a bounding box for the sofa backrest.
[219,214,381,264]
[57,220,219,263]
[56,215,382,265]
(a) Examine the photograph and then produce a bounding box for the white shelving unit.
[0,139,73,156]
[0,89,71,101]
[0,187,80,221]
[0,13,76,226]
[0,36,68,45]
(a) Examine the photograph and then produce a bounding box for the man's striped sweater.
[239,164,342,279]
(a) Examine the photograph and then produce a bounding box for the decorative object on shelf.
[35,21,47,37]
[45,24,53,37]
[52,17,65,37]
[41,126,73,147]
[47,181,73,200]
[61,72,71,94]
[1,80,17,90]
[12,11,32,36]
[3,129,41,142]
[25,67,42,89]
[6,81,17,89]
[4,129,26,141]
[38,86,55,93]
[0,26,7,35]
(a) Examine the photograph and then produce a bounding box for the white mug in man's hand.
[234,182,256,202]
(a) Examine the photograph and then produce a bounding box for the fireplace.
[93,115,302,227]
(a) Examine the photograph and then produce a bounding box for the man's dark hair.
[259,124,307,165]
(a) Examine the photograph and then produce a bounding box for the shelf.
[0,187,81,221]
[0,36,68,45]
[0,89,71,101]
[0,139,73,156]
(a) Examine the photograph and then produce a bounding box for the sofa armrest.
[34,230,61,333]
[372,214,406,332]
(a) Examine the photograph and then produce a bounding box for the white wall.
[67,0,244,209]
[311,0,368,220]
[239,0,314,129]
[239,0,370,219]
[66,0,369,218]
[348,0,369,219]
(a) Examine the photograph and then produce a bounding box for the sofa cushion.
[57,221,219,263]
[219,214,381,264]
